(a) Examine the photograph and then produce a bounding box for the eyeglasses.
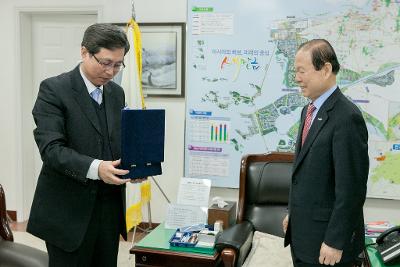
[92,54,125,72]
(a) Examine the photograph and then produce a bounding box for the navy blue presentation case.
[120,109,165,179]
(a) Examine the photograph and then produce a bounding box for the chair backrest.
[237,152,294,237]
[0,184,14,242]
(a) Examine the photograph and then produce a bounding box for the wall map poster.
[184,0,400,200]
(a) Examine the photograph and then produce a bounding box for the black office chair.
[215,152,294,267]
[215,152,369,267]
[0,184,48,267]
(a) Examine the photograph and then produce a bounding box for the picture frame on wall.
[115,22,186,97]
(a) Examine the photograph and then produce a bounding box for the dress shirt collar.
[79,64,104,95]
[312,84,337,111]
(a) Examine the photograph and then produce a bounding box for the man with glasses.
[27,23,132,267]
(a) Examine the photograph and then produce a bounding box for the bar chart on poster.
[184,0,400,199]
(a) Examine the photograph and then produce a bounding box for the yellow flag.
[124,18,153,232]
[141,180,151,203]
[125,181,141,231]
[126,18,146,109]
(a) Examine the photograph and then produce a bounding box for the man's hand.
[282,214,289,234]
[319,242,343,265]
[98,159,129,185]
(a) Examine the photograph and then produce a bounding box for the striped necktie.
[301,103,316,145]
[90,87,102,105]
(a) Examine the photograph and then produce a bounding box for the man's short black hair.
[81,23,130,55]
[298,39,340,74]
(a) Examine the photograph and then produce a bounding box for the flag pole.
[127,0,170,248]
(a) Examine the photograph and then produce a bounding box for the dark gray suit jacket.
[27,66,127,252]
[284,88,369,264]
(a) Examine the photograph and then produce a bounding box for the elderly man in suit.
[282,39,369,267]
[27,23,134,267]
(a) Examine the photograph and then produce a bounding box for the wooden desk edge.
[130,246,219,261]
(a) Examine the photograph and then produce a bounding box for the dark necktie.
[301,103,316,145]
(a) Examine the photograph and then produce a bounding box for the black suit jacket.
[27,66,127,252]
[284,88,369,264]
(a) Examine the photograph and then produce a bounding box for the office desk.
[130,224,222,267]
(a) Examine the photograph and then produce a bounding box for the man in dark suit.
[27,23,133,267]
[282,39,369,266]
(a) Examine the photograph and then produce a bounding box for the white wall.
[0,0,398,224]
[0,0,187,222]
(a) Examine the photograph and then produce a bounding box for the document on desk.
[165,177,211,229]
[177,177,211,207]
[165,204,208,229]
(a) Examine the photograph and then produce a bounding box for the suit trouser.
[291,247,357,267]
[46,191,122,267]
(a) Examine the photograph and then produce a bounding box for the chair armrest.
[220,248,236,267]
[216,221,254,267]
[0,241,48,267]
[0,184,13,241]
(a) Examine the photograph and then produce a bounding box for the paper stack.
[365,221,395,238]
[165,177,211,229]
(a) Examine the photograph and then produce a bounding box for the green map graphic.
[196,0,400,198]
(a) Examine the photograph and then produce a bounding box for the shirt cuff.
[87,159,102,180]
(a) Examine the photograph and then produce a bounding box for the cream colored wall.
[0,0,398,223]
